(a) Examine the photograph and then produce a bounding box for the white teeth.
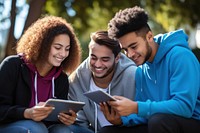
[95,68,103,71]
[56,57,63,61]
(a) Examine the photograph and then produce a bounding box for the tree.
[5,0,17,57]
[1,0,200,61]
[4,0,46,57]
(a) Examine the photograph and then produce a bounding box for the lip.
[55,57,64,62]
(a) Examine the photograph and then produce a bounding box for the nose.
[94,59,102,67]
[127,49,136,58]
[60,49,68,57]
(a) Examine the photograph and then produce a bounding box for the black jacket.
[0,55,69,124]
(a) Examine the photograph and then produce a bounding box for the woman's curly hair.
[16,15,82,74]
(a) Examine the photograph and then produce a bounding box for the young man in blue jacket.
[99,6,200,133]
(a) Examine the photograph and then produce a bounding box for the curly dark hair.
[89,30,121,57]
[108,6,151,39]
[16,15,82,74]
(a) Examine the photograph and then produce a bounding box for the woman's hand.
[58,110,77,126]
[24,102,54,121]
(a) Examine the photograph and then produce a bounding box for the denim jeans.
[68,124,94,133]
[0,120,71,133]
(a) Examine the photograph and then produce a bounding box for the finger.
[112,95,124,100]
[68,110,77,117]
[58,113,75,125]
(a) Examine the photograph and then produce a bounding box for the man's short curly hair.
[108,6,150,39]
[16,15,81,74]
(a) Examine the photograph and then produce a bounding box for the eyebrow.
[122,42,137,50]
[53,43,70,48]
[91,54,110,59]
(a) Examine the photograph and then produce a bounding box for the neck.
[148,41,159,62]
[35,62,52,77]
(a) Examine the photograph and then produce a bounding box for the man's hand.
[108,96,138,116]
[58,110,77,126]
[100,102,122,125]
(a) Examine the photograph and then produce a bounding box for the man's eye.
[102,59,109,62]
[131,46,136,49]
[91,57,97,60]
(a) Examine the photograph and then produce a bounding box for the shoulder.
[168,46,194,59]
[167,46,198,66]
[0,55,23,68]
[69,58,91,82]
[1,55,22,62]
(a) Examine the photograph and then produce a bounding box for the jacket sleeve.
[0,56,26,124]
[121,114,147,126]
[55,72,69,100]
[138,48,200,119]
[68,73,91,128]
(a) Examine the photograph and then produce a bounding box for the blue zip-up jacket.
[122,29,200,126]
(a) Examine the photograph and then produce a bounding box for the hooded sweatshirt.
[122,29,200,126]
[25,61,62,107]
[0,55,69,124]
[68,53,137,132]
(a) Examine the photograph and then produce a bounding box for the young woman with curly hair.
[0,15,82,133]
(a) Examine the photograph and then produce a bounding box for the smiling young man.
[98,6,200,133]
[68,30,137,133]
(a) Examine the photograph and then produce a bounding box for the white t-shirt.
[90,78,112,127]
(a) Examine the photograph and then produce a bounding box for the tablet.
[43,99,85,121]
[84,90,117,104]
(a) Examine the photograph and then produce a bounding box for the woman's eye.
[54,47,61,50]
[65,48,70,51]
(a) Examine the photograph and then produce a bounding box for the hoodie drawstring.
[93,83,111,133]
[34,71,55,105]
[94,102,98,133]
[52,77,55,98]
[34,72,38,105]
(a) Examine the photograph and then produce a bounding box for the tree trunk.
[22,0,46,33]
[4,0,46,58]
[5,0,17,57]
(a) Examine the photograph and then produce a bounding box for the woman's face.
[47,34,70,68]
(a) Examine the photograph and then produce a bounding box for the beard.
[143,41,152,63]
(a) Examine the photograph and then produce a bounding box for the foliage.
[44,0,140,60]
[0,0,200,61]
[146,0,200,32]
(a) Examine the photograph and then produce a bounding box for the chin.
[53,63,61,67]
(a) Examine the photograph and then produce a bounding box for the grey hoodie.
[68,53,137,132]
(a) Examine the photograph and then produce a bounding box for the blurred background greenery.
[0,0,200,62]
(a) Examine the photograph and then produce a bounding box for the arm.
[109,48,200,125]
[0,56,27,123]
[68,73,91,128]
[138,48,200,118]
